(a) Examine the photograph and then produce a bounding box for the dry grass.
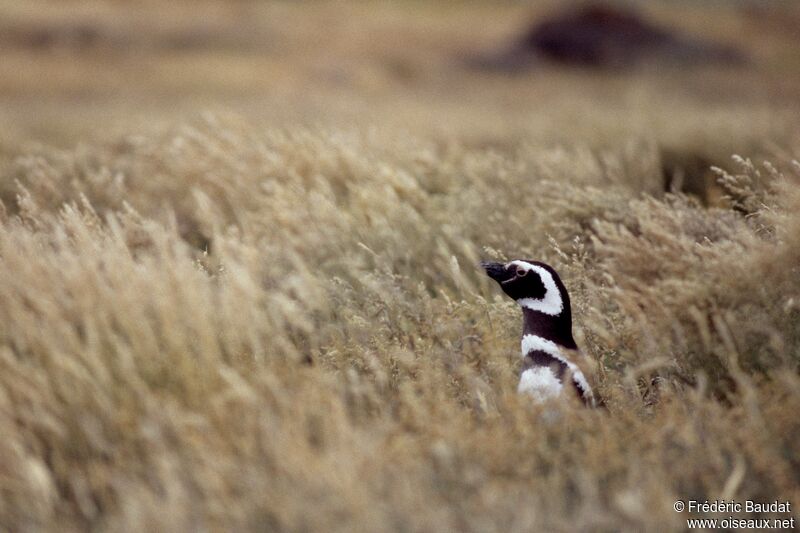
[2,115,799,532]
[1,1,800,531]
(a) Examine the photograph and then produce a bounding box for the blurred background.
[2,0,800,162]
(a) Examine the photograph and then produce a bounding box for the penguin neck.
[521,307,577,350]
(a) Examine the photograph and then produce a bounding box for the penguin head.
[481,260,568,316]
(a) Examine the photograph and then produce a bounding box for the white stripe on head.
[521,334,594,403]
[518,367,563,401]
[508,261,564,316]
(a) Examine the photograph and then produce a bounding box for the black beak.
[481,261,511,283]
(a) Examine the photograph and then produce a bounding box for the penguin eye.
[516,268,528,277]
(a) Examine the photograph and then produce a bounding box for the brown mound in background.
[482,3,745,70]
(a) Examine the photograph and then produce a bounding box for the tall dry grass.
[1,113,798,531]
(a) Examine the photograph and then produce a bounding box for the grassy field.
[1,1,799,531]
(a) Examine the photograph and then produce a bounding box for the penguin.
[481,259,597,406]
